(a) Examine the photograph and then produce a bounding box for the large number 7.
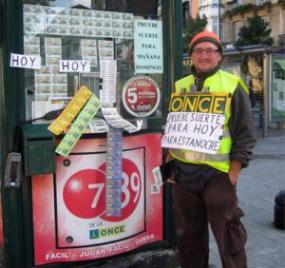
[88,183,104,208]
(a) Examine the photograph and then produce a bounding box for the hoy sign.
[10,53,41,69]
[59,60,90,73]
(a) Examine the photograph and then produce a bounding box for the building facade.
[198,0,223,36]
[182,0,223,37]
[222,0,285,46]
[182,0,199,20]
[182,0,285,46]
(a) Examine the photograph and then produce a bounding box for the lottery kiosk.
[0,1,183,267]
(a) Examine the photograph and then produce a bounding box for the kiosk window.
[23,0,163,121]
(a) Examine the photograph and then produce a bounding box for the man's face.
[191,42,222,73]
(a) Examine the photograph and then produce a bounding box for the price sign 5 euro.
[122,75,161,118]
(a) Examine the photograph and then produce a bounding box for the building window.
[233,21,242,41]
[208,16,219,36]
[199,0,210,7]
[261,16,269,26]
[256,0,269,6]
[183,1,190,25]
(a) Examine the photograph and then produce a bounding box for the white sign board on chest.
[161,112,225,154]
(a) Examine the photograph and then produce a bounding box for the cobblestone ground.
[209,131,285,268]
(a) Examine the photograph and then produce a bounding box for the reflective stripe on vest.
[173,149,229,162]
[169,70,248,173]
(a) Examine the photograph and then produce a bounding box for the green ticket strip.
[55,94,101,157]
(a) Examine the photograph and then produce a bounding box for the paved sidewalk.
[209,129,285,268]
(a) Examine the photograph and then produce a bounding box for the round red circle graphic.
[63,159,142,222]
[122,75,160,118]
[63,169,105,219]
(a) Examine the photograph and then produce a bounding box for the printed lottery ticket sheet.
[105,128,123,217]
[101,107,143,133]
[99,59,117,104]
[48,86,93,135]
[55,94,101,157]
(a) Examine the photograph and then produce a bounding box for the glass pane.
[23,0,162,121]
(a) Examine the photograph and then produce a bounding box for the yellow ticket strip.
[48,86,93,135]
[55,94,101,157]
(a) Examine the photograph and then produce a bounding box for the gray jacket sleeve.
[228,84,257,168]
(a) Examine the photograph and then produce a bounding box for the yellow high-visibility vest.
[169,70,248,172]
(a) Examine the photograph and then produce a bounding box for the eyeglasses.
[192,48,219,55]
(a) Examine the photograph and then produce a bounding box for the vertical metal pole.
[218,0,221,38]
[263,52,270,138]
[162,0,183,114]
[1,0,26,267]
[161,0,183,246]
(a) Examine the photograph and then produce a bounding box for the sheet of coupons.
[55,94,101,157]
[101,106,143,133]
[99,59,117,104]
[48,85,93,135]
[105,128,123,217]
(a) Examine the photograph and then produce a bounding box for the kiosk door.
[1,1,182,267]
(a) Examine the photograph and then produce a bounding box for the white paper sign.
[134,19,163,74]
[152,166,163,187]
[99,59,117,104]
[88,119,109,133]
[59,60,90,73]
[101,107,143,133]
[100,59,117,77]
[10,53,41,69]
[161,112,225,154]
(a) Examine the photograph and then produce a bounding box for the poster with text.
[271,54,285,121]
[134,19,163,74]
[32,133,163,265]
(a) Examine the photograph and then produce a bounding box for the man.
[168,31,257,268]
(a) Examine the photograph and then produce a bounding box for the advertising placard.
[10,53,41,69]
[161,111,225,154]
[271,54,285,122]
[134,19,163,74]
[161,93,229,154]
[122,75,161,118]
[32,133,163,265]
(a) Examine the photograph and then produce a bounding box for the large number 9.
[121,171,140,208]
[101,158,142,222]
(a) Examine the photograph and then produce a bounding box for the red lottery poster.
[32,133,163,265]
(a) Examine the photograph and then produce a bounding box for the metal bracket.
[4,152,22,188]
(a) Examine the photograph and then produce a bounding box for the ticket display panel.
[22,0,163,122]
[32,133,163,265]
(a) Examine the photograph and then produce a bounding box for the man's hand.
[167,177,176,184]
[164,151,176,184]
[228,160,241,186]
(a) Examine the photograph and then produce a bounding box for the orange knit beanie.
[189,31,222,55]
